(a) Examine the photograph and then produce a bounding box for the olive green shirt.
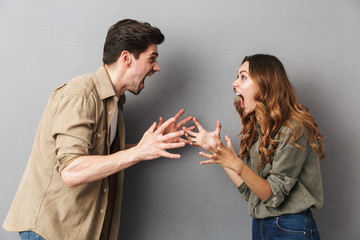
[3,66,126,239]
[238,124,324,219]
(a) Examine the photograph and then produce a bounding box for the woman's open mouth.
[236,92,245,108]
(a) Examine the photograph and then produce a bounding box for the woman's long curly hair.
[234,54,325,171]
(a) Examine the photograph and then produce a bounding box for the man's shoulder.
[59,72,98,98]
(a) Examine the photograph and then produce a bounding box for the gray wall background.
[1,0,359,239]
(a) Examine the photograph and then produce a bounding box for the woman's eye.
[241,76,246,80]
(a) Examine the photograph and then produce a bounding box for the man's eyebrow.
[149,52,159,56]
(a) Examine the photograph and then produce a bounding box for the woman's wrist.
[237,161,245,176]
[231,158,244,174]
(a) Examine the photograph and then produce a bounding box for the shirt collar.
[95,65,117,100]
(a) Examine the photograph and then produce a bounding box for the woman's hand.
[199,134,243,172]
[183,117,221,149]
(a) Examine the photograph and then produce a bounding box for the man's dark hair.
[102,19,165,64]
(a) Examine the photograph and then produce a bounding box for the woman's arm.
[200,135,272,201]
[222,167,244,188]
[184,118,272,201]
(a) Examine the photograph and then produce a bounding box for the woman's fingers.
[214,120,221,136]
[210,133,223,146]
[182,127,198,137]
[225,135,233,148]
[189,142,200,147]
[193,117,205,131]
[199,151,215,159]
[199,160,217,165]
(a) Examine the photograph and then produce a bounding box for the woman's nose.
[232,80,238,88]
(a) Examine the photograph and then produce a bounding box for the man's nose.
[153,61,160,72]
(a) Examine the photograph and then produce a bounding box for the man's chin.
[129,89,142,96]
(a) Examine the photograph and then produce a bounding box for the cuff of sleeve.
[262,192,274,205]
[56,155,81,174]
[238,182,248,193]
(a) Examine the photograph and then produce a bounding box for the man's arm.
[61,117,185,188]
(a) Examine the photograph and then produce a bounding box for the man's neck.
[104,64,126,97]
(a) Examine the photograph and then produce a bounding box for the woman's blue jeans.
[252,209,321,240]
[19,231,45,240]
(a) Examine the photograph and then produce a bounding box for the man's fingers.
[163,130,185,142]
[156,117,176,133]
[162,142,186,149]
[147,122,157,133]
[173,109,185,121]
[160,150,181,159]
[176,116,193,129]
[158,117,164,127]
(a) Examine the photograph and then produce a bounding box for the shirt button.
[108,111,112,115]
[100,209,104,214]
[104,188,107,193]
[97,133,101,138]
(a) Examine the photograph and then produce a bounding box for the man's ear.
[119,50,131,66]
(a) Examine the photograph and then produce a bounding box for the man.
[3,19,192,240]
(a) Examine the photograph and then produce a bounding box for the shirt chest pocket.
[90,129,108,154]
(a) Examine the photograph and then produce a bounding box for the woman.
[184,54,325,239]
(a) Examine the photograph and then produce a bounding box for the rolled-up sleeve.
[263,128,310,208]
[238,182,251,201]
[51,94,95,174]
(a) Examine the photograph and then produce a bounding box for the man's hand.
[157,109,194,143]
[133,117,187,161]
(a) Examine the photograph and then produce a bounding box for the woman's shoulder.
[276,121,309,149]
[279,120,308,135]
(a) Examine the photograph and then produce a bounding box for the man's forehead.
[144,44,159,56]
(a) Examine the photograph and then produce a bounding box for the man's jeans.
[19,231,45,240]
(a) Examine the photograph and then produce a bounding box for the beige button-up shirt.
[3,66,126,240]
